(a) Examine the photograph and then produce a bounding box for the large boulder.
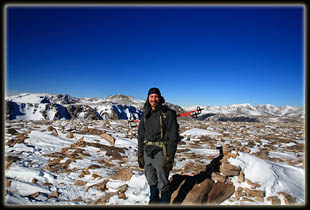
[207,182,235,204]
[170,174,235,205]
[170,146,238,205]
[182,178,214,204]
[170,174,212,204]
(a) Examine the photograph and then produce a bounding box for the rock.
[81,127,103,135]
[43,182,53,187]
[170,146,239,205]
[235,187,246,199]
[88,164,101,170]
[61,147,69,153]
[92,184,128,204]
[223,151,238,159]
[5,156,20,169]
[271,197,281,205]
[182,178,214,204]
[241,197,255,202]
[101,132,115,146]
[31,178,38,184]
[287,143,304,152]
[111,168,132,181]
[93,192,116,204]
[220,165,240,177]
[223,144,233,152]
[6,133,28,147]
[78,169,90,178]
[226,178,233,185]
[86,179,109,192]
[6,178,11,188]
[236,186,243,192]
[29,192,40,198]
[67,132,74,138]
[170,174,214,204]
[16,133,28,143]
[105,147,126,160]
[97,159,114,168]
[70,137,85,148]
[74,180,87,186]
[48,158,61,166]
[69,149,90,160]
[267,195,278,201]
[245,188,265,198]
[255,197,265,202]
[277,192,296,204]
[7,128,19,135]
[118,192,127,200]
[117,184,128,200]
[72,196,83,202]
[246,178,261,189]
[240,146,251,153]
[51,191,59,198]
[47,126,54,131]
[105,120,111,126]
[6,139,17,147]
[92,174,101,179]
[52,128,58,136]
[207,182,235,204]
[238,171,245,183]
[211,172,226,183]
[222,163,241,171]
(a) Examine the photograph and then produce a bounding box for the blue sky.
[6,5,305,107]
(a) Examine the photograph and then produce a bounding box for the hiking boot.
[149,185,160,204]
[160,189,171,204]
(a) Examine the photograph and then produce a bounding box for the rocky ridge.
[5,93,304,123]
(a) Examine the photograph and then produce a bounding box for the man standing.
[137,88,179,204]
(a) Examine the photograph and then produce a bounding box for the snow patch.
[181,128,222,136]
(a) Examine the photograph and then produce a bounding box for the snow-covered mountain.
[5,93,143,121]
[183,103,304,122]
[102,94,145,108]
[256,104,304,118]
[7,93,80,105]
[5,93,304,122]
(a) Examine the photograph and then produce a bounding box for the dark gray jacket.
[138,102,179,158]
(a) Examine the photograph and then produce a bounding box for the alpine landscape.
[4,93,305,205]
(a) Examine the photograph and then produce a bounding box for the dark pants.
[144,150,170,192]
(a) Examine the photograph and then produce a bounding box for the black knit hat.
[146,87,165,106]
[148,87,161,96]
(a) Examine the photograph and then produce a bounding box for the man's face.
[148,93,160,110]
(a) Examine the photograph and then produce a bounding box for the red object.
[177,110,199,117]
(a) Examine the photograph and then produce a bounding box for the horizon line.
[5,91,305,108]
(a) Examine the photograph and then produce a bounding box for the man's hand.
[138,153,145,169]
[163,155,174,172]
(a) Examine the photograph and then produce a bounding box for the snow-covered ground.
[5,120,150,205]
[181,128,222,137]
[226,153,305,204]
[5,119,305,205]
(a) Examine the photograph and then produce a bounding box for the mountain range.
[5,93,304,122]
